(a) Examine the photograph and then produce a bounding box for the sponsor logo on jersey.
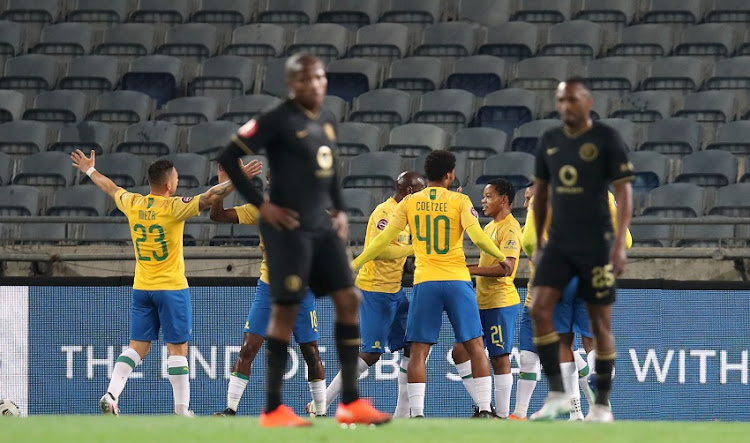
[238,119,257,138]
[181,196,194,203]
[376,219,388,230]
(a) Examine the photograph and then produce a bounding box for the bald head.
[394,171,426,202]
[285,53,327,112]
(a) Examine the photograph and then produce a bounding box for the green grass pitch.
[3,416,750,443]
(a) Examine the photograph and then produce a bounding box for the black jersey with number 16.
[533,122,634,250]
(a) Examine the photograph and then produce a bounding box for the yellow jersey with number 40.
[115,190,201,291]
[234,204,270,285]
[476,214,522,309]
[390,187,479,285]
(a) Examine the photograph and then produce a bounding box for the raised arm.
[71,150,122,198]
[199,159,262,212]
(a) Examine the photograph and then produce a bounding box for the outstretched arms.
[71,150,123,199]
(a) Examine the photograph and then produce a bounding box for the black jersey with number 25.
[533,122,634,250]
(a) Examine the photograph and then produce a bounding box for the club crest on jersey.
[239,119,258,138]
[181,196,194,203]
[376,218,388,230]
[471,207,479,218]
[324,123,336,141]
[579,143,599,162]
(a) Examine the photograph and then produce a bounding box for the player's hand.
[609,243,627,277]
[331,210,349,241]
[260,201,300,230]
[71,149,95,173]
[241,158,262,179]
[457,186,463,193]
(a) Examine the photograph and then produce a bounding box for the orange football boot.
[336,399,392,425]
[260,405,313,427]
[508,414,528,421]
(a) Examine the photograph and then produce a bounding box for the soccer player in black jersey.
[528,78,634,422]
[218,54,390,427]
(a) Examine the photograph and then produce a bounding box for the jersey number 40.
[414,214,450,255]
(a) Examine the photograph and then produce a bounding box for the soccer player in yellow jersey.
[451,179,521,419]
[352,151,508,418]
[70,149,260,416]
[319,172,425,418]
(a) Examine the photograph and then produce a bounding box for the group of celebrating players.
[72,53,634,426]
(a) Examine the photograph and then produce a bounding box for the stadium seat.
[629,151,670,194]
[641,56,710,93]
[414,151,468,188]
[510,119,560,154]
[68,0,129,28]
[511,0,573,24]
[342,188,376,216]
[22,90,88,128]
[0,185,40,215]
[348,221,367,246]
[258,0,318,26]
[674,150,737,188]
[157,97,219,127]
[705,0,750,26]
[224,24,287,61]
[449,127,508,160]
[458,0,512,27]
[599,117,640,151]
[323,95,347,122]
[462,183,486,212]
[189,0,253,45]
[414,21,479,59]
[13,151,76,188]
[705,57,750,109]
[642,183,705,217]
[540,20,605,64]
[116,121,178,157]
[18,222,67,244]
[186,120,238,156]
[87,91,154,128]
[509,56,581,95]
[348,23,409,65]
[412,89,475,134]
[261,57,289,97]
[156,23,219,68]
[674,91,738,139]
[476,88,541,135]
[30,23,93,60]
[708,183,750,217]
[478,22,540,62]
[383,56,443,94]
[349,88,412,131]
[342,151,402,193]
[188,55,256,106]
[641,0,703,31]
[476,152,535,189]
[612,90,677,124]
[336,122,382,157]
[445,55,507,97]
[381,123,447,158]
[94,24,157,63]
[0,90,25,123]
[159,153,209,188]
[585,56,644,97]
[0,20,24,61]
[629,219,673,247]
[326,58,380,103]
[573,0,637,39]
[674,23,739,61]
[0,121,49,157]
[0,152,12,184]
[317,0,380,30]
[608,24,673,61]
[675,218,738,248]
[220,94,282,125]
[58,55,119,95]
[80,152,146,188]
[0,54,59,98]
[379,0,441,27]
[286,23,349,62]
[640,118,703,156]
[79,222,132,245]
[47,185,108,216]
[121,55,183,107]
[512,187,529,221]
[0,0,61,46]
[49,121,114,155]
[705,121,750,155]
[130,0,192,25]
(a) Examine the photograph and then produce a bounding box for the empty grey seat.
[342,151,402,191]
[478,22,540,62]
[629,151,669,194]
[156,23,218,62]
[705,0,750,24]
[477,88,541,135]
[81,152,146,187]
[0,0,61,45]
[585,56,644,96]
[0,121,48,155]
[318,0,380,29]
[612,91,677,123]
[117,121,178,156]
[80,222,131,245]
[326,57,380,103]
[87,91,153,126]
[50,121,113,155]
[463,183,486,211]
[675,220,737,248]
[476,152,535,189]
[348,220,367,246]
[449,127,508,159]
[705,121,750,154]
[540,20,604,63]
[640,118,702,155]
[414,151,469,187]
[188,55,255,103]
[323,95,347,122]
[13,151,75,187]
[642,183,705,217]
[261,57,289,97]
[348,23,409,64]
[224,24,286,60]
[349,88,412,130]
[446,55,507,97]
[58,55,119,94]
[94,23,156,60]
[705,57,750,99]
[190,0,252,33]
[381,123,447,158]
[19,222,66,244]
[0,20,24,58]
[511,119,560,154]
[286,23,348,62]
[336,122,381,157]
[630,219,672,247]
[341,188,376,216]
[121,55,183,106]
[708,183,750,217]
[187,120,238,156]
[642,0,703,26]
[511,0,572,23]
[674,23,739,60]
[0,89,25,123]
[608,24,673,60]
[157,97,219,126]
[220,94,282,125]
[574,0,637,34]
[379,0,441,27]
[674,90,738,123]
[47,185,108,216]
[258,0,318,25]
[0,151,12,184]
[675,150,737,188]
[641,56,709,93]
[23,90,88,126]
[458,0,512,27]
[510,56,581,92]
[598,118,639,152]
[412,89,475,134]
[0,54,58,96]
[130,0,192,24]
[383,57,443,94]
[159,153,208,188]
[0,185,40,215]
[414,21,479,58]
[69,0,129,26]
[30,23,93,58]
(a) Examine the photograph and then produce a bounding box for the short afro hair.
[487,178,515,205]
[423,150,456,182]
